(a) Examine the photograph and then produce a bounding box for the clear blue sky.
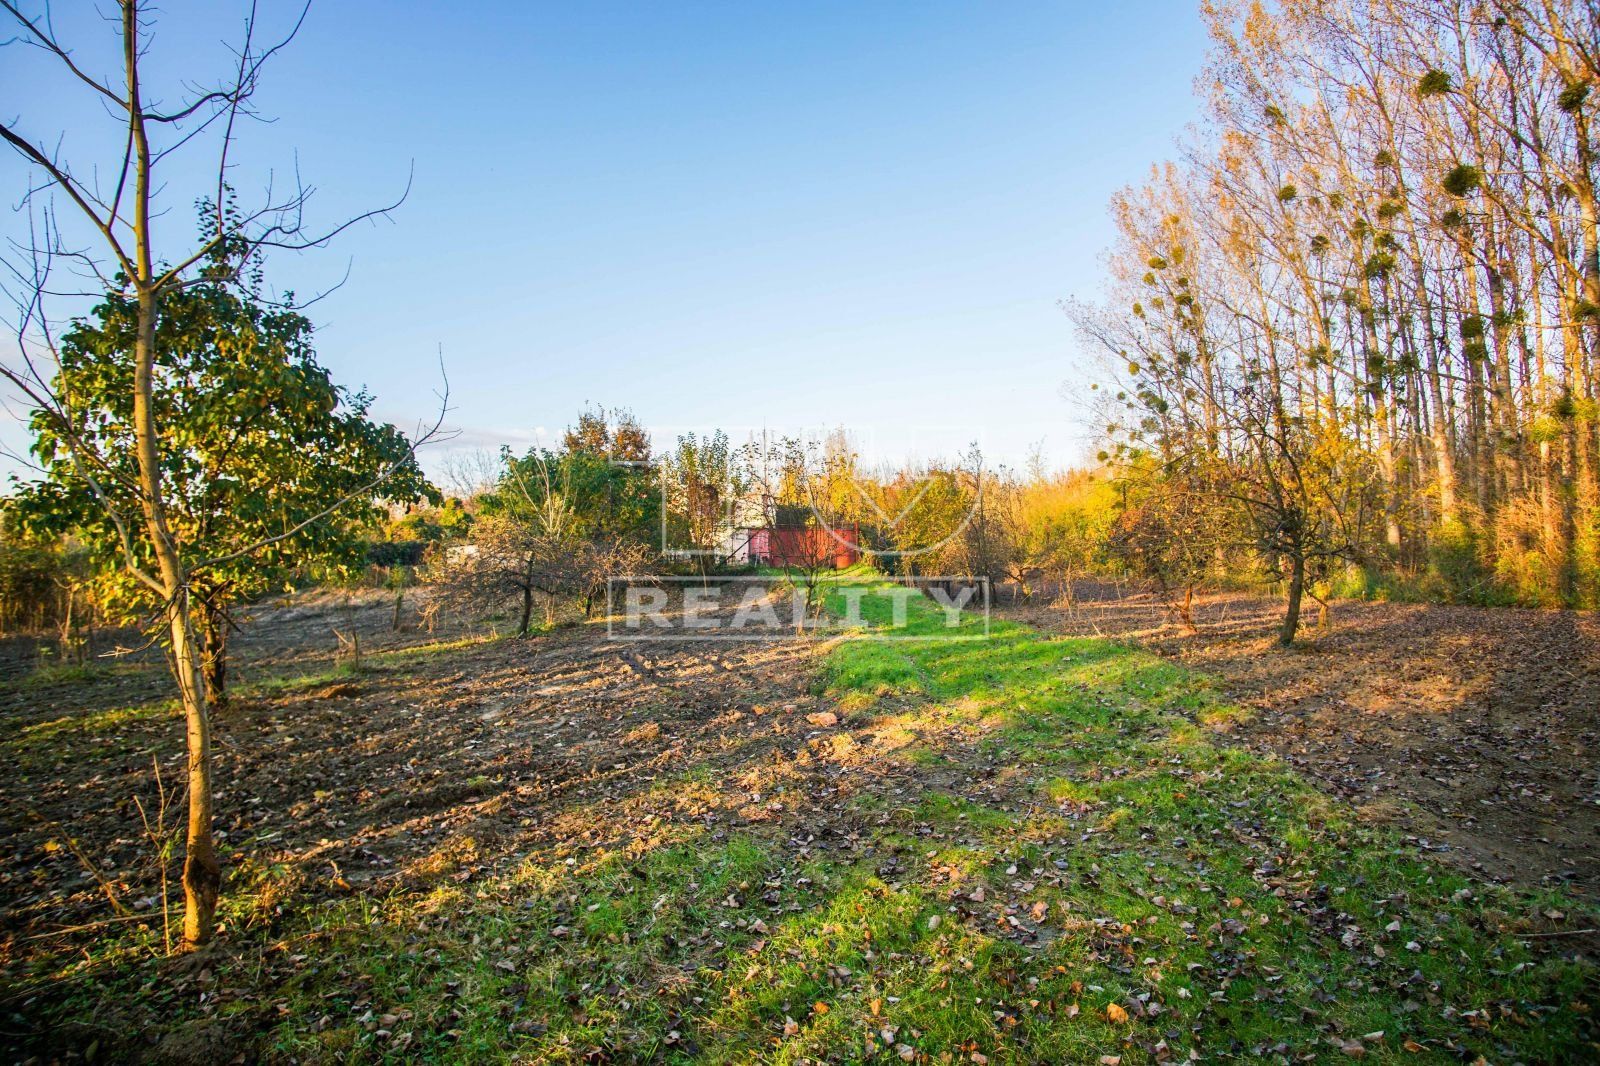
[1,1,1209,484]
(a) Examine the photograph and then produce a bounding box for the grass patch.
[366,634,501,665]
[3,698,175,771]
[803,581,1597,1063]
[9,660,113,689]
[244,662,366,696]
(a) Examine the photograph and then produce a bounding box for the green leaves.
[1362,251,1395,279]
[1556,80,1590,114]
[497,445,659,543]
[13,276,435,624]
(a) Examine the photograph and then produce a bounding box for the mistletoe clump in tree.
[13,255,438,704]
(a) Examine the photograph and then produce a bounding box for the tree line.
[1069,0,1600,623]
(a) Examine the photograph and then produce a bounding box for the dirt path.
[999,582,1600,899]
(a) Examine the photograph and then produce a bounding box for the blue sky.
[1,1,1209,484]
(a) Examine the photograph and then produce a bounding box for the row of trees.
[1071,0,1600,621]
[641,427,1117,603]
[427,425,1122,624]
[427,0,1600,642]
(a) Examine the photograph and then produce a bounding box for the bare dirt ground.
[0,590,845,948]
[998,581,1600,899]
[5,586,1093,1059]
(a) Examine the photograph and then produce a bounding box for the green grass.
[365,633,502,665]
[15,582,1597,1062]
[4,698,176,774]
[244,662,367,696]
[243,634,501,695]
[801,584,1597,1062]
[8,660,113,689]
[0,657,160,699]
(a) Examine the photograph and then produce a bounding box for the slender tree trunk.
[171,596,219,947]
[1559,267,1586,605]
[1483,245,1522,499]
[1279,551,1305,647]
[124,6,218,947]
[57,584,78,663]
[1575,167,1600,606]
[1375,405,1404,550]
[1413,309,1459,527]
[1357,271,1403,550]
[201,603,228,708]
[133,289,219,949]
[519,563,535,636]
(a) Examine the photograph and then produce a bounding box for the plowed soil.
[999,582,1600,898]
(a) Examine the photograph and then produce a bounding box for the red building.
[748,523,860,568]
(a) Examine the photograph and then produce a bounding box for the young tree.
[432,511,571,637]
[880,464,976,575]
[1010,466,1119,599]
[0,1,436,947]
[11,261,436,703]
[436,415,659,632]
[665,430,738,558]
[945,451,1013,595]
[1107,462,1225,633]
